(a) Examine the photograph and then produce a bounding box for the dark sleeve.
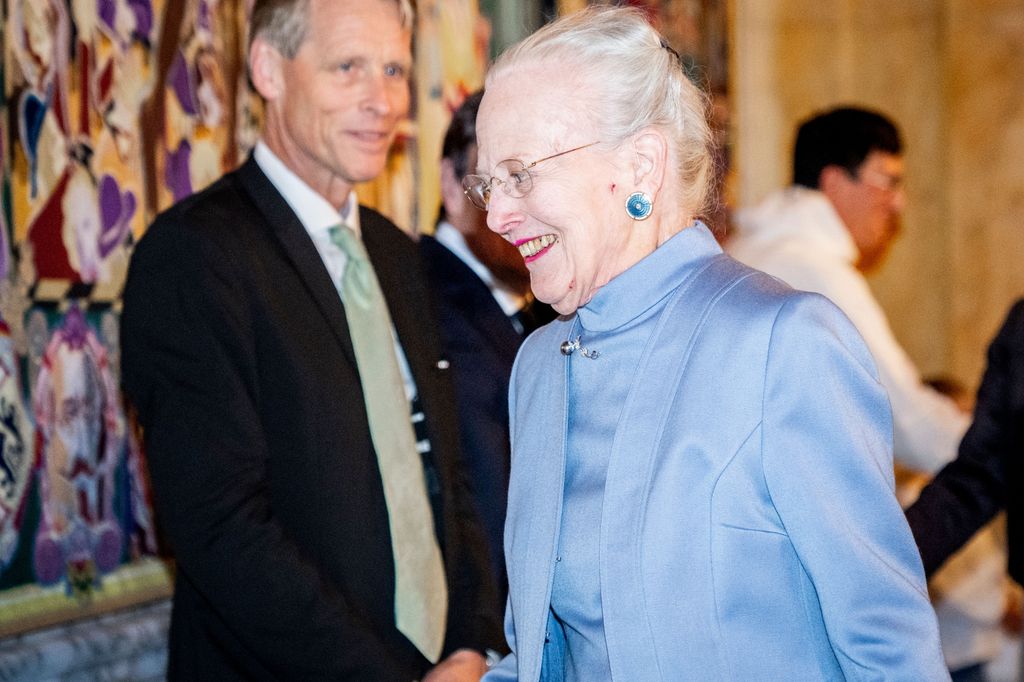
[438,459,506,657]
[412,262,506,657]
[906,300,1024,577]
[121,216,412,680]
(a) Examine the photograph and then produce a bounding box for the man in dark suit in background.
[420,91,555,610]
[120,1,501,679]
[907,300,1024,581]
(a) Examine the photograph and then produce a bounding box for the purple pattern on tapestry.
[98,174,135,257]
[198,0,212,31]
[165,140,193,202]
[98,0,117,34]
[93,523,123,572]
[129,0,154,40]
[60,306,89,351]
[33,533,62,585]
[0,213,9,281]
[169,51,199,116]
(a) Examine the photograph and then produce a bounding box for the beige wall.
[731,0,1024,389]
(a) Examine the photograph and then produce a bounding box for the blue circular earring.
[625,191,653,221]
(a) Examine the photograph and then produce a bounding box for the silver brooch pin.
[560,336,600,359]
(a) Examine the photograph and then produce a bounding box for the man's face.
[257,0,412,203]
[824,150,905,272]
[442,145,529,291]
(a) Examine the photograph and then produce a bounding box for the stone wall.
[731,0,1024,388]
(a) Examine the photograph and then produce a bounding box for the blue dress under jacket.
[484,224,948,681]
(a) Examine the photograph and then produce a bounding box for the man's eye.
[384,64,407,78]
[337,62,354,72]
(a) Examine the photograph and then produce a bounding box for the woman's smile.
[515,234,559,262]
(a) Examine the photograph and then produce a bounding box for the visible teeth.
[518,234,557,257]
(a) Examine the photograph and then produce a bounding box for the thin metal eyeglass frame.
[462,141,600,210]
[850,166,904,193]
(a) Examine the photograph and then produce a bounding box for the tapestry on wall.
[0,0,488,637]
[0,0,246,636]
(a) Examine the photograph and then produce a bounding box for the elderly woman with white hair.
[465,7,948,681]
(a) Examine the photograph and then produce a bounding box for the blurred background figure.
[908,300,1024,681]
[421,90,556,612]
[727,106,1012,680]
[897,376,1018,682]
[728,107,969,476]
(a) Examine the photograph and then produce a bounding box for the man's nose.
[889,187,906,213]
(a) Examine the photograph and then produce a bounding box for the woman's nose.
[485,188,518,235]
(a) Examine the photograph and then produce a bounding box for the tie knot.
[328,224,368,264]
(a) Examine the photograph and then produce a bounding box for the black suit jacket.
[906,299,1024,581]
[419,234,554,610]
[121,158,502,680]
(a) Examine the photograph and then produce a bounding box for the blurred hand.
[422,648,488,682]
[1002,585,1023,635]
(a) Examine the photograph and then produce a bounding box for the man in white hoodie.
[728,107,967,474]
[728,107,1003,681]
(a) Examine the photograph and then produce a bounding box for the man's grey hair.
[249,0,414,59]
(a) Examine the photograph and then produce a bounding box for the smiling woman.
[477,6,950,682]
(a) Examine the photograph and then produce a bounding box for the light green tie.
[329,224,448,662]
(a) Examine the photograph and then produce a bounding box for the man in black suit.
[120,1,501,679]
[420,92,555,610]
[906,300,1024,581]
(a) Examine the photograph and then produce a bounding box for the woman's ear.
[631,128,668,197]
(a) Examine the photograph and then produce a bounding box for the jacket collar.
[235,155,358,366]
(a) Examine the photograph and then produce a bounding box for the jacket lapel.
[504,319,573,682]
[423,235,523,364]
[359,208,434,383]
[235,157,357,366]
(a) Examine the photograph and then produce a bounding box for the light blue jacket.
[485,230,948,681]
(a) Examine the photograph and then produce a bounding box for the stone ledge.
[0,599,170,681]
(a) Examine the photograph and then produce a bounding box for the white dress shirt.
[254,141,417,402]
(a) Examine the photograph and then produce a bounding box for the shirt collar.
[253,141,361,237]
[434,221,526,316]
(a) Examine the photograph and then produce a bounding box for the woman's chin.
[531,273,583,315]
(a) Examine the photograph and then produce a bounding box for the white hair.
[486,5,716,218]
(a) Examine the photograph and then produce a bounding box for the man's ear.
[818,165,849,198]
[631,128,668,198]
[249,38,285,101]
[439,158,463,212]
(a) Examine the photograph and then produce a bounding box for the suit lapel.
[235,157,357,366]
[422,235,522,364]
[360,208,428,369]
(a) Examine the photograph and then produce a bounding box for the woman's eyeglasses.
[461,141,600,210]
